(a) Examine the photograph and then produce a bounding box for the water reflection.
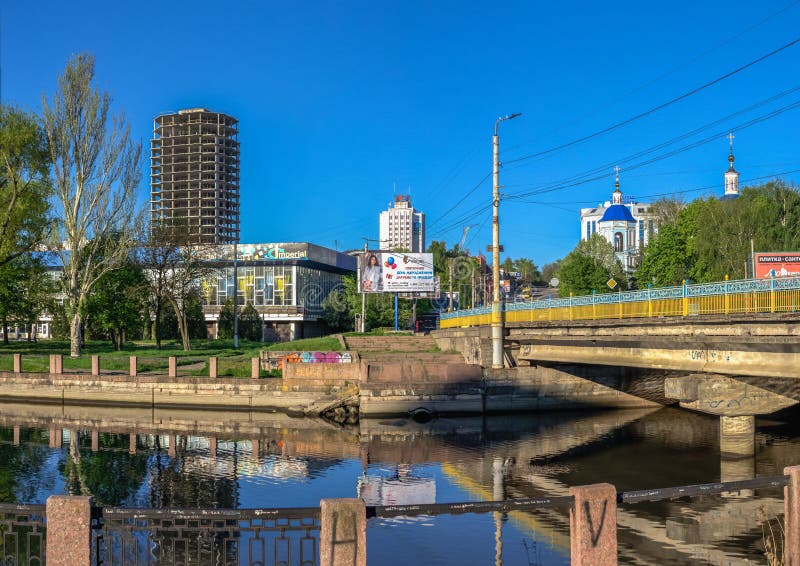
[0,401,797,564]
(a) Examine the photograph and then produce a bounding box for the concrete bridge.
[433,312,800,461]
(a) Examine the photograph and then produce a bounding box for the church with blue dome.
[578,136,742,273]
[579,167,657,273]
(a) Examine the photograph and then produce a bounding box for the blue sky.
[5,0,800,266]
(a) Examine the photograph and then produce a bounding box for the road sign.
[607,278,617,289]
[486,245,504,253]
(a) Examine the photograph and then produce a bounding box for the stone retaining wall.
[0,371,321,411]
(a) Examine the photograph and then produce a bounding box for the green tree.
[321,274,418,332]
[239,302,262,341]
[159,290,207,341]
[637,224,692,286]
[0,106,51,267]
[0,255,55,343]
[217,299,261,341]
[217,298,235,339]
[84,259,146,349]
[515,257,541,284]
[43,54,141,357]
[541,260,562,285]
[556,234,626,296]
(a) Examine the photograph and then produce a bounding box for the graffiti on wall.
[262,351,353,370]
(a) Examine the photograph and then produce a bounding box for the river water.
[0,401,796,565]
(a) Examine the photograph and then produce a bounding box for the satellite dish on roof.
[550,277,559,287]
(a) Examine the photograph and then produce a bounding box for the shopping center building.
[200,243,356,340]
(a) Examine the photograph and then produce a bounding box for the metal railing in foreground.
[92,506,320,566]
[9,465,800,566]
[440,275,800,328]
[0,503,46,565]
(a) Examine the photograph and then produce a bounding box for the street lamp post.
[491,113,521,369]
[233,241,239,348]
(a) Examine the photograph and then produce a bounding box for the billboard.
[359,252,435,293]
[754,253,800,278]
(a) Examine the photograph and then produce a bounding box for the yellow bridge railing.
[440,276,800,329]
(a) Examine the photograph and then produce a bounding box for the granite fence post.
[13,353,21,373]
[13,426,20,446]
[251,357,260,379]
[91,355,100,376]
[91,430,99,452]
[49,427,62,449]
[209,357,218,378]
[168,356,177,378]
[49,354,63,375]
[785,465,800,565]
[569,483,618,566]
[320,498,366,566]
[129,433,137,454]
[129,356,137,378]
[45,495,93,566]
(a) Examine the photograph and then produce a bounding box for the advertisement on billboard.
[359,252,435,293]
[754,253,800,278]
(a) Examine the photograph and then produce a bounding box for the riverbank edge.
[0,362,663,417]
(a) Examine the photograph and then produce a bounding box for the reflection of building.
[358,469,436,506]
[201,242,356,340]
[379,195,426,253]
[151,108,240,244]
[579,169,657,272]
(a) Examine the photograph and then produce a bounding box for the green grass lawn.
[0,336,343,376]
[261,336,342,351]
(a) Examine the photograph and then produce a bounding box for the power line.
[426,172,491,231]
[503,0,800,157]
[504,92,800,201]
[516,167,800,208]
[503,34,800,167]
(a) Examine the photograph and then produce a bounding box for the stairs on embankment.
[342,334,437,353]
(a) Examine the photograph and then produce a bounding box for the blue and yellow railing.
[440,276,800,328]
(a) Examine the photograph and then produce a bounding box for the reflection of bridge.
[2,402,796,563]
[435,289,800,461]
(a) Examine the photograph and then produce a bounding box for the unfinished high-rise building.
[150,108,240,244]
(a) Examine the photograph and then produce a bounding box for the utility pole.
[492,113,521,369]
[233,241,239,348]
[448,259,454,312]
[471,266,476,309]
[361,242,367,332]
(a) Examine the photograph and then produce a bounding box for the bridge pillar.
[720,415,755,459]
[666,374,796,461]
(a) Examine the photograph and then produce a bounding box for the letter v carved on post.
[569,483,618,566]
[585,499,608,547]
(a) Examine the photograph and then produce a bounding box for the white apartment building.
[379,195,426,253]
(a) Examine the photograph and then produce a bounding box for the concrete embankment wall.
[358,364,664,417]
[0,355,667,417]
[0,371,329,411]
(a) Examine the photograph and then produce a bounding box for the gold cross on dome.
[728,132,735,147]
